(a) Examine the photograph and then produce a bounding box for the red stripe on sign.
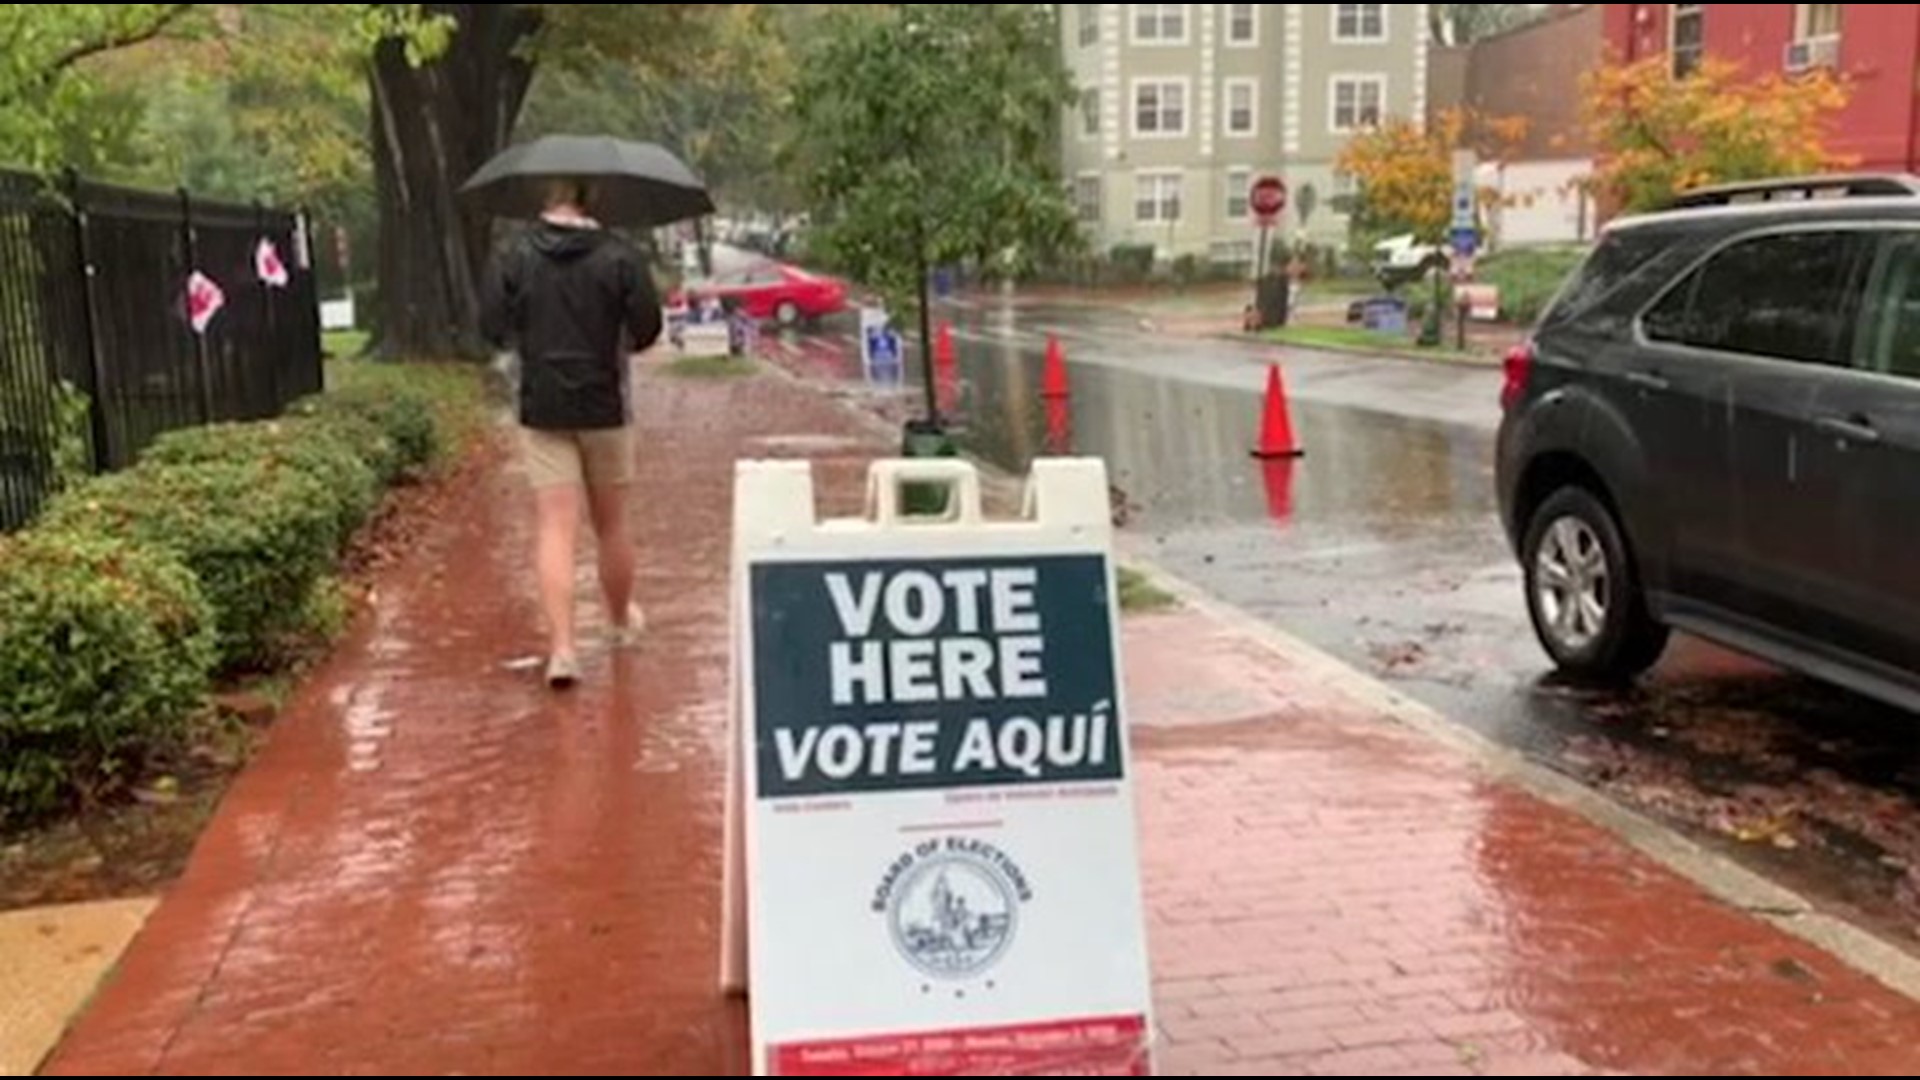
[771,1015,1151,1076]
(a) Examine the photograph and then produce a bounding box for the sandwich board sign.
[721,458,1155,1076]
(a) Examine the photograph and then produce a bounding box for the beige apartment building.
[1061,4,1430,265]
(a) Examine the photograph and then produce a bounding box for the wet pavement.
[1129,608,1920,1076]
[769,297,1920,949]
[48,367,788,1075]
[47,354,1920,1075]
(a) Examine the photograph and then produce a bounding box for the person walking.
[481,179,663,690]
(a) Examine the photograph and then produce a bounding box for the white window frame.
[1135,170,1185,224]
[1332,4,1389,44]
[1224,168,1253,222]
[1074,173,1104,224]
[1671,4,1706,79]
[1077,3,1101,47]
[1132,77,1192,139]
[1329,74,1389,134]
[1081,88,1102,140]
[1223,78,1259,138]
[1226,3,1259,47]
[1795,3,1841,43]
[1131,3,1191,46]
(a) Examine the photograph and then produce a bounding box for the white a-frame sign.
[721,458,1155,1076]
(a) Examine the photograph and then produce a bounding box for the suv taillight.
[1502,342,1535,412]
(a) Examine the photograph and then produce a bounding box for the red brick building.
[1604,4,1920,173]
[1424,5,1605,245]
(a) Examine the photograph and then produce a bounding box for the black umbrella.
[459,135,715,227]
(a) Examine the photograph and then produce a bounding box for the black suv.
[1497,175,1920,708]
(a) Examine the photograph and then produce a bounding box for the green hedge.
[290,384,438,479]
[43,460,345,671]
[2,366,474,824]
[1480,247,1588,326]
[0,529,217,825]
[143,420,380,545]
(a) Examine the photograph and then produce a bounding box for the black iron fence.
[0,170,322,532]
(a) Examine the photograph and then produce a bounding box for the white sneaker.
[546,654,580,691]
[610,603,648,650]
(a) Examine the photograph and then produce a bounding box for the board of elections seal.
[881,841,1031,982]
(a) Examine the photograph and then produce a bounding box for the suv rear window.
[1642,230,1871,366]
[1541,228,1671,331]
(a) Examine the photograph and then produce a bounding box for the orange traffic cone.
[1252,364,1304,459]
[935,321,960,413]
[1042,335,1070,400]
[1261,458,1298,523]
[935,321,958,379]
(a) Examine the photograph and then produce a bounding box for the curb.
[1116,544,1920,1004]
[1226,331,1503,370]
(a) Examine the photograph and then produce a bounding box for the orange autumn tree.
[1582,55,1853,214]
[1335,107,1528,246]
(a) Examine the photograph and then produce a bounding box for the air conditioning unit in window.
[1786,36,1841,73]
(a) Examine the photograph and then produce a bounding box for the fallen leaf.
[1771,958,1818,985]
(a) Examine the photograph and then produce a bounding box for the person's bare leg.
[536,484,585,675]
[586,480,638,637]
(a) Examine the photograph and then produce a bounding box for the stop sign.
[1250,176,1288,225]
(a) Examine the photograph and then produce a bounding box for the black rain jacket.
[481,221,663,430]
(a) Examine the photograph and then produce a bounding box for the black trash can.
[899,418,958,517]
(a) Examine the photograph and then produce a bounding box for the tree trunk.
[371,3,540,359]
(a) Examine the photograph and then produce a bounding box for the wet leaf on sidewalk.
[1368,640,1428,673]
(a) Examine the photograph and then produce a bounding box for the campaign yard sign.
[724,459,1154,1077]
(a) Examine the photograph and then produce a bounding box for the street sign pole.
[1248,175,1289,330]
[1448,150,1480,354]
[902,219,956,517]
[915,245,938,426]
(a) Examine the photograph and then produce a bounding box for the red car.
[670,262,850,327]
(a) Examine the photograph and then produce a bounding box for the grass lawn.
[1263,324,1486,365]
[322,329,370,360]
[1272,324,1412,351]
[1118,566,1178,614]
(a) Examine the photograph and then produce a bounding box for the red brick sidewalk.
[1126,615,1920,1075]
[45,362,1920,1076]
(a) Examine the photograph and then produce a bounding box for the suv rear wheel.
[1522,488,1670,681]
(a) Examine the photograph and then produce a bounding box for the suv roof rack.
[1664,173,1920,210]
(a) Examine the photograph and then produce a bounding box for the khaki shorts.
[521,426,635,490]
